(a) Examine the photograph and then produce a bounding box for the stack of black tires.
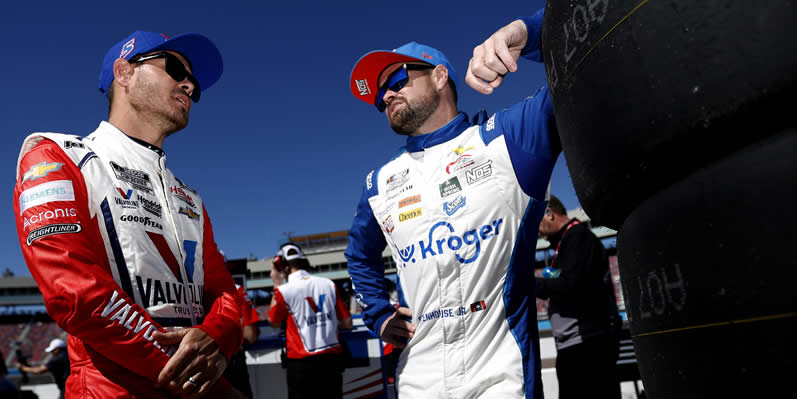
[542,1,797,397]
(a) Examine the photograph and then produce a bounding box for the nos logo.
[305,295,326,312]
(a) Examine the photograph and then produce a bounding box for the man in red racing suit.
[13,30,243,398]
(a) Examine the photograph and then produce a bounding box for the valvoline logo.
[396,218,503,266]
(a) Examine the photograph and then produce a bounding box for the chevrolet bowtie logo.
[452,146,474,155]
[179,207,199,220]
[22,162,63,183]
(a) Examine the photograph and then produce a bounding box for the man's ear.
[112,58,134,89]
[433,65,449,91]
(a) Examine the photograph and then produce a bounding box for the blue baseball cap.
[98,31,223,96]
[349,42,457,106]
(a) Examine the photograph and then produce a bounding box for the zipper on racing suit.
[157,156,198,328]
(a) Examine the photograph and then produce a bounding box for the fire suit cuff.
[195,323,241,361]
[373,311,395,338]
[519,8,544,62]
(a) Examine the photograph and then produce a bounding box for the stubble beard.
[129,79,189,135]
[388,90,440,136]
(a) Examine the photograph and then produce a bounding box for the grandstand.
[0,277,66,372]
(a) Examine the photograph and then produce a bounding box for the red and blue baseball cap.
[98,31,223,96]
[349,42,458,106]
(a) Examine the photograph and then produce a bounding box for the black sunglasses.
[375,63,434,112]
[130,52,201,102]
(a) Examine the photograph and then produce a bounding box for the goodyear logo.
[21,162,63,184]
[398,208,422,222]
[396,218,503,266]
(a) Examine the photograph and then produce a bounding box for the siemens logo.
[396,218,503,266]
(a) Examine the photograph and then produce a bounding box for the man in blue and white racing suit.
[346,10,558,398]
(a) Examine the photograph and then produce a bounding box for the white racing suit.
[346,84,558,399]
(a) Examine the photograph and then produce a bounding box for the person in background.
[223,283,262,398]
[537,195,622,399]
[17,338,68,399]
[268,243,352,399]
[0,350,20,397]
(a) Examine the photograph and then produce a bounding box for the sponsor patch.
[398,195,421,208]
[382,215,395,234]
[395,217,503,267]
[355,79,371,96]
[452,146,474,156]
[386,169,410,192]
[21,162,63,184]
[23,207,78,229]
[470,300,488,313]
[110,161,153,193]
[170,186,195,208]
[443,195,466,216]
[385,184,413,201]
[139,195,162,218]
[115,187,139,209]
[366,170,374,190]
[438,177,461,198]
[19,180,75,215]
[179,207,200,220]
[398,208,422,222]
[465,161,493,184]
[27,223,82,246]
[485,114,496,131]
[175,177,197,194]
[65,141,85,149]
[446,154,475,174]
[120,214,163,230]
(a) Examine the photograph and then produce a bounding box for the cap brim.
[349,50,426,105]
[148,33,224,93]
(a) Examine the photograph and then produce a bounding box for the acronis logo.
[394,218,503,267]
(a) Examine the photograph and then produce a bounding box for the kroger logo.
[395,218,503,266]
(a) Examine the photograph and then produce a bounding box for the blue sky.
[1,0,580,276]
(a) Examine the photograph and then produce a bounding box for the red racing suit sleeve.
[335,286,351,321]
[194,204,244,361]
[13,140,172,382]
[237,286,260,326]
[267,289,288,324]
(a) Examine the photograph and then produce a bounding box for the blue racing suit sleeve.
[481,85,560,200]
[519,8,545,62]
[480,7,560,200]
[345,174,394,335]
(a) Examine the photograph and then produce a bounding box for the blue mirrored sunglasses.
[375,63,434,112]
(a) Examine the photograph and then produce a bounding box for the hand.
[154,328,228,398]
[466,19,529,94]
[270,267,285,286]
[379,307,415,348]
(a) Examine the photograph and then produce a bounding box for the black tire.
[542,0,797,228]
[617,130,797,398]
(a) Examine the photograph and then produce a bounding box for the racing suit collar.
[98,121,165,157]
[405,112,470,153]
[287,269,311,283]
